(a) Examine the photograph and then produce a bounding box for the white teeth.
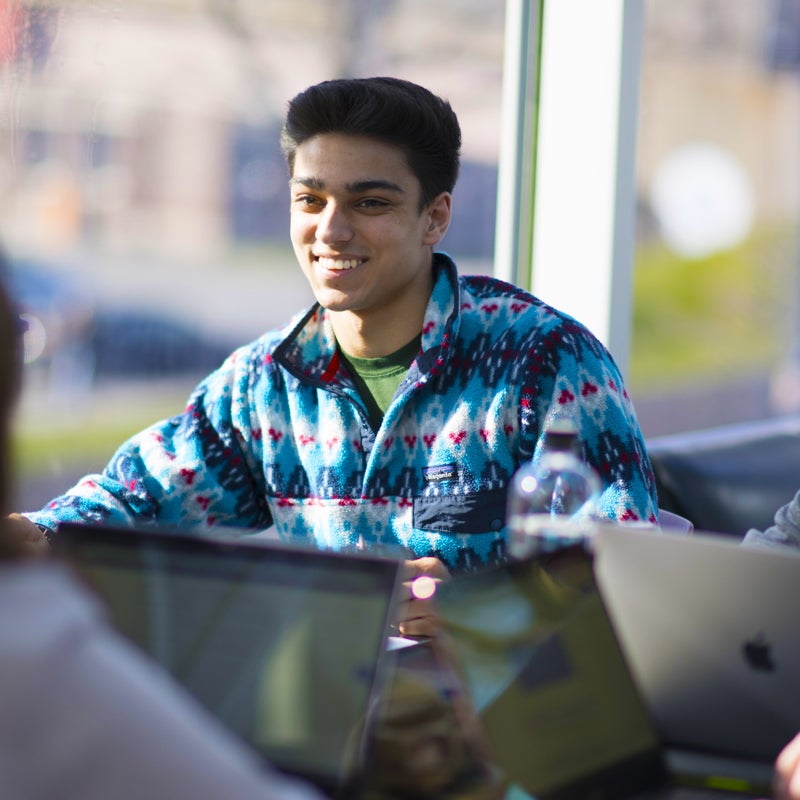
[317,257,360,271]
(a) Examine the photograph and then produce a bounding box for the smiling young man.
[289,133,449,360]
[11,77,658,591]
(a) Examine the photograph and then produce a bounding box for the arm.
[527,321,658,525]
[742,489,800,549]
[775,732,800,799]
[23,348,273,536]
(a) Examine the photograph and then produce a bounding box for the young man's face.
[289,133,450,349]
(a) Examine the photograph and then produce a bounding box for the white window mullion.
[530,0,643,374]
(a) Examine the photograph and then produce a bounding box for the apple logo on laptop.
[742,633,775,672]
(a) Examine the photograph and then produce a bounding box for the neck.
[331,309,425,358]
[330,272,434,358]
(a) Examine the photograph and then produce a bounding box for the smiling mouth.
[315,256,365,271]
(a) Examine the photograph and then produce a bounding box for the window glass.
[631,0,800,437]
[1,0,505,510]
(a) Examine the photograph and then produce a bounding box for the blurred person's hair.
[0,270,23,557]
[280,77,462,210]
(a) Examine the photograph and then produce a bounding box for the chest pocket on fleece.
[413,488,507,534]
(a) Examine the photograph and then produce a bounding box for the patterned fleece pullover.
[28,254,658,572]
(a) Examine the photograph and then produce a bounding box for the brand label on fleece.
[422,463,457,484]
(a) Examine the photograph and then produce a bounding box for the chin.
[312,293,352,313]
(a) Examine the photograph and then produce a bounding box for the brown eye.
[294,195,323,209]
[357,198,390,210]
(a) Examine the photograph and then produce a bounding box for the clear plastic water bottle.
[507,419,602,559]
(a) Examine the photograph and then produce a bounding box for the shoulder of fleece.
[458,273,564,328]
[218,307,313,376]
[459,272,535,302]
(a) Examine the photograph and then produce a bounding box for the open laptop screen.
[437,545,668,800]
[54,522,402,797]
[594,525,800,763]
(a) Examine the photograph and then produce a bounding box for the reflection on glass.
[0,1,504,508]
[631,0,800,436]
[437,547,664,799]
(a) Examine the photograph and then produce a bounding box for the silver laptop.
[436,541,772,799]
[54,522,404,799]
[593,525,800,767]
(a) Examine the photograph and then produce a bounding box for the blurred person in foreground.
[0,279,324,800]
[745,489,800,799]
[776,730,800,799]
[8,77,658,634]
[743,489,800,549]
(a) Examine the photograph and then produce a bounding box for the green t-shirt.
[338,334,422,430]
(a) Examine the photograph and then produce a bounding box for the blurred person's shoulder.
[0,561,103,658]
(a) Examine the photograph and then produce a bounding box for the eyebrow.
[290,176,405,195]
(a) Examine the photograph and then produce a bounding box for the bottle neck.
[542,430,581,457]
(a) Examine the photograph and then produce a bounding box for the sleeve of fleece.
[742,489,800,550]
[528,322,659,525]
[24,347,273,534]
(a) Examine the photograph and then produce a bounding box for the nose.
[316,202,354,245]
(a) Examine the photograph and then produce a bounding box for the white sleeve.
[743,489,800,549]
[0,567,325,800]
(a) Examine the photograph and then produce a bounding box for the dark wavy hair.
[281,77,462,209]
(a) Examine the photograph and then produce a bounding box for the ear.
[421,192,452,246]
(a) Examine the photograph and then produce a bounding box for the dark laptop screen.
[55,523,401,796]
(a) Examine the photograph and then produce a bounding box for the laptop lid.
[436,544,672,800]
[54,522,403,799]
[593,525,800,765]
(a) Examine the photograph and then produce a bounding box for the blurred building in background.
[0,1,502,261]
